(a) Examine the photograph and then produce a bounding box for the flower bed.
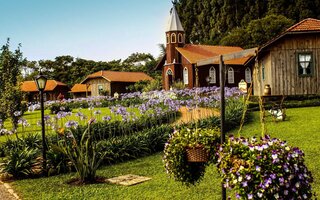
[217,135,314,199]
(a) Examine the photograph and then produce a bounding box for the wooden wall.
[85,78,110,96]
[257,33,320,95]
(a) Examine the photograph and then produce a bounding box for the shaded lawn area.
[11,107,320,199]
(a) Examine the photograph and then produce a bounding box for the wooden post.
[219,55,226,200]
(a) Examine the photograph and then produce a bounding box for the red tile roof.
[287,18,320,32]
[176,44,251,65]
[81,71,154,83]
[260,18,320,52]
[71,84,91,93]
[21,80,68,92]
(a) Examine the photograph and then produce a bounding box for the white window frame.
[245,67,251,83]
[298,52,313,76]
[228,67,234,84]
[183,67,188,85]
[209,66,216,84]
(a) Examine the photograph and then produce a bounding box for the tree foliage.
[0,39,26,131]
[24,52,160,88]
[175,0,320,47]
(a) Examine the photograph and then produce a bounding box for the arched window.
[183,67,188,85]
[166,68,173,75]
[171,33,176,43]
[209,66,216,84]
[166,34,169,44]
[228,67,234,84]
[178,33,183,43]
[245,67,251,83]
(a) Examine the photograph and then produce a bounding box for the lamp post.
[34,72,48,175]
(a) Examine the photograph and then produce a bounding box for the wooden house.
[155,6,253,90]
[73,70,153,97]
[254,18,320,96]
[70,84,91,98]
[21,80,69,102]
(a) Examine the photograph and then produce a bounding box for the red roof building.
[21,80,69,101]
[71,71,153,97]
[156,6,253,90]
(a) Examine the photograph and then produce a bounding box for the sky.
[0,0,172,62]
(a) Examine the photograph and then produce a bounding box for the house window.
[298,53,313,76]
[209,66,216,84]
[245,67,251,83]
[171,33,176,43]
[166,68,173,75]
[178,33,183,43]
[98,84,104,94]
[166,34,169,44]
[183,67,188,85]
[228,67,234,84]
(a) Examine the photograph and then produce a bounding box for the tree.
[0,39,26,132]
[220,14,294,48]
[175,0,320,47]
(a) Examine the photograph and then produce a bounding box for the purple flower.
[256,165,261,172]
[65,120,78,128]
[247,194,253,199]
[241,181,248,187]
[102,116,111,121]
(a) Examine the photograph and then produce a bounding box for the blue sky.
[0,0,172,61]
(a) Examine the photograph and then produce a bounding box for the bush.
[49,103,72,114]
[71,111,178,141]
[0,147,39,178]
[46,147,72,176]
[0,133,42,157]
[186,98,247,131]
[99,125,173,164]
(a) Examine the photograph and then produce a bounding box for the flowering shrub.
[217,135,314,199]
[163,127,220,185]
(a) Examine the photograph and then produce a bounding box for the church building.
[156,6,253,90]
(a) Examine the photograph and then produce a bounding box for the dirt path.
[174,106,219,125]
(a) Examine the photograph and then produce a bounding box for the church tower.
[165,6,185,64]
[163,6,185,90]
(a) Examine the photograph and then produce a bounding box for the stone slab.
[106,174,151,186]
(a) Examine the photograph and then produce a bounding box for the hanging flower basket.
[186,146,209,162]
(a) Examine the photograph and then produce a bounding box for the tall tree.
[175,0,320,47]
[0,39,26,132]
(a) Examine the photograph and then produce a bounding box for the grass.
[9,107,320,199]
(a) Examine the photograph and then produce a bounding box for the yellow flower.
[57,128,65,136]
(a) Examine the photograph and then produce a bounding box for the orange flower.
[57,128,65,136]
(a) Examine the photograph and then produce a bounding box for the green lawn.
[10,107,320,199]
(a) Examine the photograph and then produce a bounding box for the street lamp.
[34,72,48,175]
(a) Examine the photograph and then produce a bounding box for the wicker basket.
[186,146,209,162]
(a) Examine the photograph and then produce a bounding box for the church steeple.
[166,6,184,32]
[165,5,185,64]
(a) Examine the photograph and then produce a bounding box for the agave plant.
[55,119,107,183]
